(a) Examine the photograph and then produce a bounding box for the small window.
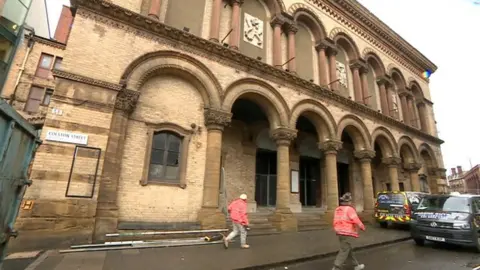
[25,86,45,113]
[35,53,53,78]
[42,89,53,105]
[399,182,405,191]
[148,131,182,182]
[386,183,391,191]
[54,57,63,70]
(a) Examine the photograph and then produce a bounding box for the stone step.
[298,224,328,232]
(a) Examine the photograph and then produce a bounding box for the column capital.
[229,0,244,6]
[319,140,343,154]
[403,162,422,172]
[270,14,288,27]
[204,108,232,131]
[114,88,140,114]
[270,127,297,146]
[382,156,402,167]
[349,59,367,70]
[315,38,336,53]
[284,22,298,33]
[354,150,376,162]
[376,75,393,86]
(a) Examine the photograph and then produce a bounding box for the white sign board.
[291,170,299,193]
[46,130,88,145]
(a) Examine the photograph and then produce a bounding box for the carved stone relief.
[243,13,264,48]
[336,61,348,88]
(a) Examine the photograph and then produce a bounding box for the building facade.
[11,0,447,249]
[447,166,466,193]
[464,165,480,194]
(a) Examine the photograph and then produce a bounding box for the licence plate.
[426,236,445,242]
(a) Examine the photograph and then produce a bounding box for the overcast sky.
[45,0,480,174]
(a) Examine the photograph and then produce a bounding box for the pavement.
[1,226,411,270]
[277,240,480,270]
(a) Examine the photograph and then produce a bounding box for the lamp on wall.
[221,28,233,48]
[275,57,295,69]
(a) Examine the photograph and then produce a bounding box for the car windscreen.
[376,193,405,207]
[416,196,470,213]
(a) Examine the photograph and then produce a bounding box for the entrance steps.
[295,211,329,231]
[227,212,279,236]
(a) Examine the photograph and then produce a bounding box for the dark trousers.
[333,235,360,268]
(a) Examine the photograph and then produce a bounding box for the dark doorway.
[299,157,320,207]
[337,163,350,197]
[255,150,277,206]
[399,182,405,191]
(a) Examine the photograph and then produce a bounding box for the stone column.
[229,0,243,50]
[427,167,440,194]
[350,61,364,103]
[417,101,428,133]
[328,48,339,91]
[382,157,401,191]
[269,128,298,231]
[386,85,395,117]
[209,0,223,42]
[399,93,410,125]
[360,67,370,106]
[407,97,417,127]
[354,150,375,211]
[286,23,298,72]
[319,140,343,211]
[377,77,389,115]
[93,89,139,243]
[198,109,232,228]
[271,15,285,67]
[404,163,422,192]
[315,42,329,86]
[148,0,161,19]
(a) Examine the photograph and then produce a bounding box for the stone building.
[11,0,447,249]
[464,165,480,194]
[447,166,466,193]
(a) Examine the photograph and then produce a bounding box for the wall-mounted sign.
[45,130,88,145]
[291,170,299,193]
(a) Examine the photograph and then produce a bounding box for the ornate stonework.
[204,108,232,130]
[244,13,264,48]
[114,89,140,113]
[336,61,348,88]
[53,69,123,91]
[354,150,376,161]
[70,1,443,145]
[403,162,422,172]
[270,128,297,146]
[319,140,343,154]
[382,156,402,167]
[376,75,393,86]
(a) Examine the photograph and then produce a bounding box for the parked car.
[374,191,428,228]
[410,193,480,252]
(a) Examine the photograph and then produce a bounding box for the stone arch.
[371,126,398,158]
[222,78,289,129]
[362,49,386,76]
[336,114,371,150]
[289,99,337,143]
[121,50,222,108]
[408,78,424,99]
[264,0,286,14]
[398,136,420,163]
[329,28,360,60]
[290,5,327,41]
[388,66,407,89]
[418,143,438,167]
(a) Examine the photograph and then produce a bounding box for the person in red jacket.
[224,194,250,249]
[332,192,366,270]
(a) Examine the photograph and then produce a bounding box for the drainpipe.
[10,28,35,105]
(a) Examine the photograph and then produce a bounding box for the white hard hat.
[240,194,247,200]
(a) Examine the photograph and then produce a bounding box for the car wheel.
[379,222,388,229]
[475,237,480,253]
[414,238,425,246]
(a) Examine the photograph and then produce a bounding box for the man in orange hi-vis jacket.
[332,192,366,270]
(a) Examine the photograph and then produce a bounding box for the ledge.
[70,0,444,145]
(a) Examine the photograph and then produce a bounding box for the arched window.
[149,131,182,181]
[141,124,191,187]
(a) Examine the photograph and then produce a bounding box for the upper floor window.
[35,53,53,78]
[42,88,54,106]
[53,57,63,70]
[25,86,44,113]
